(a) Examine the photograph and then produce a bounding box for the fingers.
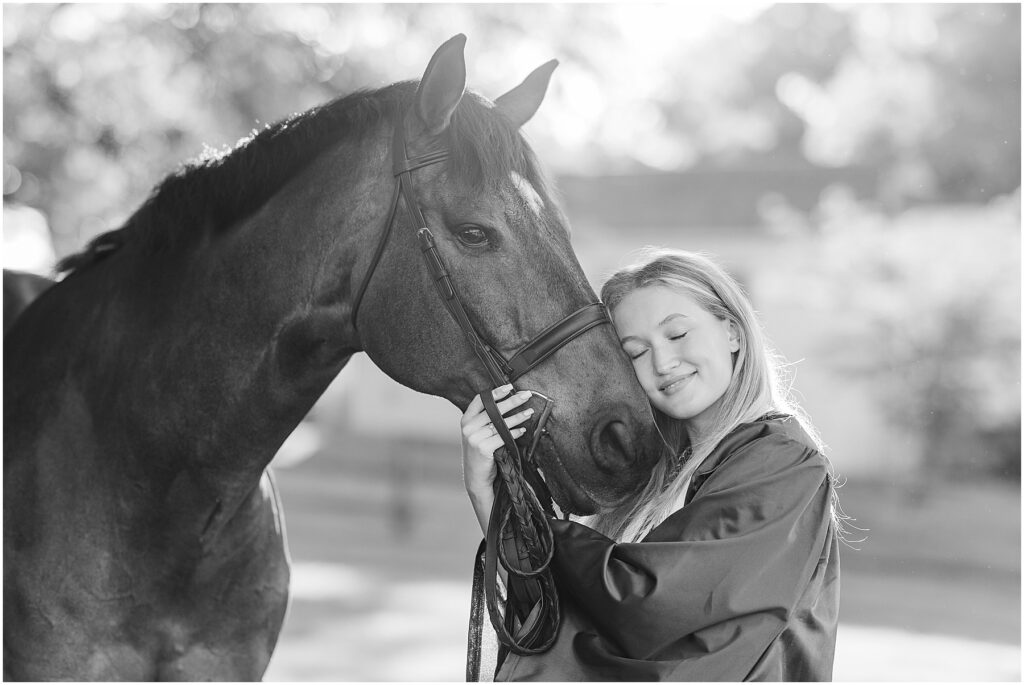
[464,394,533,436]
[491,384,516,399]
[466,423,527,453]
[495,391,533,417]
[463,386,536,455]
[462,384,514,425]
[475,427,528,456]
[500,407,535,431]
[462,388,533,435]
[469,406,535,440]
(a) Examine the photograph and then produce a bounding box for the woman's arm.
[548,433,834,660]
[467,482,495,536]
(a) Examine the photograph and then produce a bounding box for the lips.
[659,371,695,394]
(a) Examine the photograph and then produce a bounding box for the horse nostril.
[592,418,635,472]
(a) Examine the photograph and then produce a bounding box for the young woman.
[461,249,841,681]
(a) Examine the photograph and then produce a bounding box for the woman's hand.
[461,384,535,534]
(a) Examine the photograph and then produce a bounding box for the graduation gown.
[495,415,840,681]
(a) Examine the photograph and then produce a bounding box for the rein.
[350,112,613,674]
[473,390,560,664]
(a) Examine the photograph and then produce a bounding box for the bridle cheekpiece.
[350,111,613,666]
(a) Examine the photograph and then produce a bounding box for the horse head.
[350,36,662,514]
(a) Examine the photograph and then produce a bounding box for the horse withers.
[4,35,662,680]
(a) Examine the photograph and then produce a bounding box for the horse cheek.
[273,309,352,385]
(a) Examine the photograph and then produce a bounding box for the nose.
[590,408,639,474]
[652,346,679,375]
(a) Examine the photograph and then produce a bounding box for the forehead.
[612,285,710,335]
[509,171,545,215]
[430,166,555,231]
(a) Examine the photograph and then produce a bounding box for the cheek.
[710,349,736,387]
[631,359,657,392]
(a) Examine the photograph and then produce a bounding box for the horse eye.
[456,226,490,247]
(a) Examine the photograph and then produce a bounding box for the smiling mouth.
[660,372,696,394]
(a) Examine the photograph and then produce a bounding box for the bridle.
[350,114,610,389]
[350,112,611,669]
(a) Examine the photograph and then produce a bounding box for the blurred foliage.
[797,190,1021,485]
[2,3,1020,258]
[674,4,1021,205]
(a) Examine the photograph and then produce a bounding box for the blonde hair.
[593,248,824,542]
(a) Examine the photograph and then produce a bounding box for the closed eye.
[669,332,688,341]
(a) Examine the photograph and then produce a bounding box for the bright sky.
[516,2,775,171]
[609,1,772,42]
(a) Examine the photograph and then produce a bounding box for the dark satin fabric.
[494,416,841,682]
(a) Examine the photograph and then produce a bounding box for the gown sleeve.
[541,432,834,679]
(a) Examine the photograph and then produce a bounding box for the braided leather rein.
[473,390,560,666]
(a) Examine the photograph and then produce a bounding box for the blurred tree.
[920,4,1021,202]
[797,191,1021,491]
[2,3,620,258]
[654,4,1020,204]
[3,3,1020,260]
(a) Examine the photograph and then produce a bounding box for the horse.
[3,269,54,334]
[3,35,662,680]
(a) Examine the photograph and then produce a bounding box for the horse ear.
[494,59,558,129]
[415,34,467,135]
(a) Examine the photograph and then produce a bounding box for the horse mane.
[57,79,551,276]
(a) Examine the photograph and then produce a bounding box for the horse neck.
[14,131,390,508]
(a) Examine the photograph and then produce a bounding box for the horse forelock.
[445,92,553,203]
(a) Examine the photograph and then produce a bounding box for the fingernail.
[526,408,535,415]
[517,390,531,398]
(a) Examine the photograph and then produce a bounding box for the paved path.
[264,562,1021,682]
[265,430,1020,681]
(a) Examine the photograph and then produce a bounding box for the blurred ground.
[262,429,1021,681]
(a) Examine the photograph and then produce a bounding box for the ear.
[494,59,558,129]
[726,321,741,353]
[415,34,467,135]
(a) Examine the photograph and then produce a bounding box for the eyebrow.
[619,313,690,344]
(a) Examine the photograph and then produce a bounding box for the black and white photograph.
[3,3,1020,681]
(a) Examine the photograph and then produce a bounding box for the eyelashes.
[625,331,689,360]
